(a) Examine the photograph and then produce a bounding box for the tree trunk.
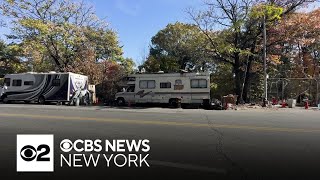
[242,44,256,103]
[234,53,241,103]
[242,56,253,103]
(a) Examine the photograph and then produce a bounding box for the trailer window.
[4,78,10,86]
[191,79,207,88]
[12,79,22,86]
[139,80,155,89]
[24,81,34,86]
[160,82,171,89]
[52,79,60,86]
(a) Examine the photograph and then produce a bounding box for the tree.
[210,63,234,99]
[95,60,127,101]
[0,0,123,73]
[0,40,27,77]
[118,57,136,74]
[268,8,320,79]
[142,22,209,72]
[188,0,317,102]
[262,8,320,101]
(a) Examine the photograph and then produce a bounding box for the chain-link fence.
[268,78,320,106]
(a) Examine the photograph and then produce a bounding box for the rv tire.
[169,98,178,108]
[117,97,125,106]
[2,96,10,104]
[38,96,45,104]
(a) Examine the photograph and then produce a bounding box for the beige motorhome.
[115,72,210,107]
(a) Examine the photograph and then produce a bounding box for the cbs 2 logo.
[20,145,50,162]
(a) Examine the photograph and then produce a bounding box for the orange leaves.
[268,55,281,65]
[268,8,320,78]
[275,9,320,46]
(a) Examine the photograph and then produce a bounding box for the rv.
[115,72,210,107]
[0,72,88,104]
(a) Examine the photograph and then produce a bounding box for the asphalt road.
[0,104,320,179]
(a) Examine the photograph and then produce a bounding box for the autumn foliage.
[269,9,320,78]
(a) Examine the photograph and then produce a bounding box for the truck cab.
[116,81,136,106]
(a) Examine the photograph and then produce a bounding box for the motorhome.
[0,72,88,104]
[115,72,210,107]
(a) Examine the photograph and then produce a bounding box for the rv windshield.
[127,86,135,92]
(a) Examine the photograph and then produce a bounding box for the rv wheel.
[38,96,45,104]
[169,99,178,108]
[117,98,125,106]
[2,96,10,104]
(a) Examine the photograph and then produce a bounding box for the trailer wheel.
[117,97,125,106]
[2,96,10,104]
[38,96,45,104]
[75,97,80,106]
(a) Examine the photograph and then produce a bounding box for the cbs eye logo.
[17,135,54,172]
[20,144,50,161]
[60,139,73,152]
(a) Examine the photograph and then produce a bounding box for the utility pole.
[317,79,319,106]
[263,15,268,102]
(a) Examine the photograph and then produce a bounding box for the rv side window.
[175,79,182,85]
[24,81,34,86]
[4,78,10,86]
[12,79,22,86]
[139,80,155,89]
[191,79,207,88]
[52,79,60,86]
[174,79,184,90]
[160,82,171,88]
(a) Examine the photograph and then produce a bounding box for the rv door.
[124,86,136,103]
[190,79,208,104]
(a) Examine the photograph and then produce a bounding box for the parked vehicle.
[0,72,89,104]
[0,85,4,98]
[115,72,210,107]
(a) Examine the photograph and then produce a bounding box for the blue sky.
[87,0,319,64]
[1,0,318,65]
[87,0,203,64]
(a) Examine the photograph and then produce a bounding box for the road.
[0,104,320,179]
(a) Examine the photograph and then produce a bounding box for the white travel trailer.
[115,72,210,107]
[0,85,4,98]
[0,72,88,104]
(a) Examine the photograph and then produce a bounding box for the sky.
[85,0,319,64]
[86,0,203,65]
[0,0,203,64]
[1,0,318,65]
